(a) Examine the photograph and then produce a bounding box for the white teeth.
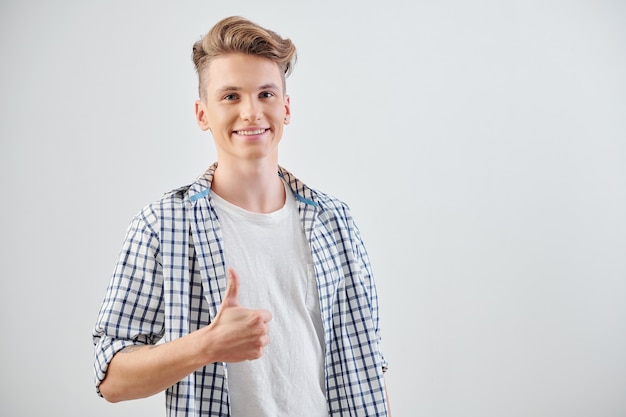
[237,129,266,136]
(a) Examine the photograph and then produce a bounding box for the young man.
[93,16,390,416]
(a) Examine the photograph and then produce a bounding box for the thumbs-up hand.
[205,268,272,363]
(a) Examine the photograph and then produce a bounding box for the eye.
[259,91,275,99]
[223,93,239,101]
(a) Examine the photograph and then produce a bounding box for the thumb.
[220,268,240,309]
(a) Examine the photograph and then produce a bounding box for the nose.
[240,96,262,122]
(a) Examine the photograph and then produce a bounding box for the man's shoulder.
[279,166,350,212]
[309,187,350,212]
[132,184,192,226]
[150,184,191,208]
[297,183,356,229]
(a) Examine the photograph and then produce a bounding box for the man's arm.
[99,268,271,402]
[385,377,392,416]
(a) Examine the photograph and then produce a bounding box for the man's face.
[195,53,290,165]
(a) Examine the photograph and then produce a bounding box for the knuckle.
[249,348,263,360]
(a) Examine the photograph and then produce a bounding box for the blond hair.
[192,16,297,100]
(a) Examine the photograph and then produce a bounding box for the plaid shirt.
[93,164,389,416]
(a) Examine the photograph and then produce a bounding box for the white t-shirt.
[212,182,327,417]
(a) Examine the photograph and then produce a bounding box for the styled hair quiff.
[192,16,297,100]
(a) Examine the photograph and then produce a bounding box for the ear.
[195,99,210,131]
[283,95,291,125]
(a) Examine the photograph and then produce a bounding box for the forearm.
[385,376,392,416]
[99,330,210,403]
[98,288,271,403]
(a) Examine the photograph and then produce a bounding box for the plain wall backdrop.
[1,1,625,416]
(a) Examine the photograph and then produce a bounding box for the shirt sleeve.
[92,209,165,395]
[347,210,389,374]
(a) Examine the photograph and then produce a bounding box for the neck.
[211,159,285,213]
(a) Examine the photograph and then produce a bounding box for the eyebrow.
[215,83,281,95]
[258,83,281,91]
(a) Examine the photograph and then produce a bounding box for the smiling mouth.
[236,128,267,136]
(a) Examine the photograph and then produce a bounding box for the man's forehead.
[214,82,281,92]
[201,53,286,96]
[208,53,281,74]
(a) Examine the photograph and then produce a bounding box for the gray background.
[1,1,625,416]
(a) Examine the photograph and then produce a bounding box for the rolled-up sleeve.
[92,209,165,395]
